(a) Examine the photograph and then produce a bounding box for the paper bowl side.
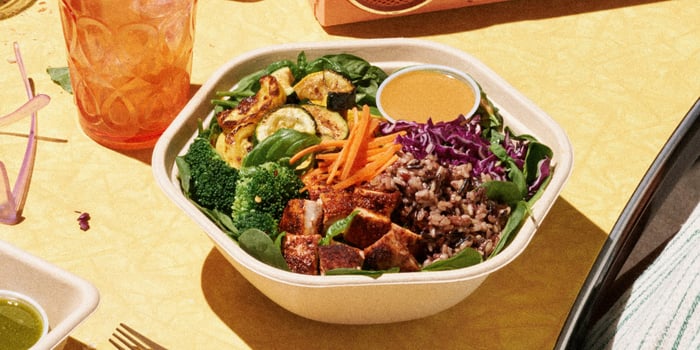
[153,38,573,324]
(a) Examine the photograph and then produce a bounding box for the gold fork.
[109,323,168,350]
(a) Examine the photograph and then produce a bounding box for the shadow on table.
[200,196,607,349]
[324,0,664,38]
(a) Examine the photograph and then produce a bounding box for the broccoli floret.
[178,126,239,213]
[232,161,306,237]
[230,211,279,238]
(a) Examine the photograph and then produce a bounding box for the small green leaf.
[46,67,72,94]
[422,248,483,271]
[524,141,553,184]
[507,162,527,197]
[175,156,191,194]
[320,210,359,245]
[482,181,522,208]
[239,228,289,270]
[242,129,320,168]
[324,267,399,278]
[489,201,528,258]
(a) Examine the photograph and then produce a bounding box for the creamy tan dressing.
[379,69,477,122]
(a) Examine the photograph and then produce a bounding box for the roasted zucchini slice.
[215,123,256,169]
[270,67,295,96]
[301,104,349,140]
[293,70,355,105]
[255,105,317,142]
[217,75,287,135]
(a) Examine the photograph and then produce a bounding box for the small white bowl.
[376,64,481,122]
[0,289,49,349]
[153,38,573,324]
[0,240,100,349]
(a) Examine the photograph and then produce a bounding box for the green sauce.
[0,297,44,350]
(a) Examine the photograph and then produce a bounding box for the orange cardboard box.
[309,0,506,26]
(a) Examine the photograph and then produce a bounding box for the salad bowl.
[152,38,573,324]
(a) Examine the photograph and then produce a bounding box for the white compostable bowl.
[0,240,100,349]
[152,38,573,325]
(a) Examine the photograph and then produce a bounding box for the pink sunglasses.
[0,42,51,224]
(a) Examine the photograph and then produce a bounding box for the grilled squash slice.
[215,74,287,168]
[301,104,349,140]
[270,67,295,96]
[215,123,256,169]
[255,105,316,142]
[217,75,287,135]
[293,70,355,106]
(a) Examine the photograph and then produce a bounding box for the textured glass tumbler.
[59,0,196,149]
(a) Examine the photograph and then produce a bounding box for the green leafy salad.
[176,52,553,276]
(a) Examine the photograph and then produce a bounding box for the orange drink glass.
[58,0,197,149]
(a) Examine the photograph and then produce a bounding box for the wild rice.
[367,152,511,266]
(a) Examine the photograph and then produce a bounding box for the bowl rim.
[153,37,574,288]
[0,289,49,346]
[376,63,481,123]
[0,239,100,349]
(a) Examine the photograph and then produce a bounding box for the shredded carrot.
[291,104,403,191]
[339,105,371,180]
[333,149,398,190]
[368,133,398,148]
[288,139,345,165]
[367,143,402,162]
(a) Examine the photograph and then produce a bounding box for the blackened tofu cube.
[318,243,365,275]
[279,199,323,236]
[352,187,401,217]
[343,207,392,249]
[363,229,421,272]
[320,189,355,230]
[282,234,321,275]
[389,224,422,256]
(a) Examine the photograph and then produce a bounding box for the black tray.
[555,97,700,349]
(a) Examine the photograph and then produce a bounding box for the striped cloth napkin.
[584,202,700,349]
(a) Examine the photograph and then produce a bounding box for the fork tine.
[112,327,145,350]
[109,323,167,350]
[109,337,136,350]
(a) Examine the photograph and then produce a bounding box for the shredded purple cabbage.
[528,157,551,196]
[379,114,540,190]
[76,211,91,231]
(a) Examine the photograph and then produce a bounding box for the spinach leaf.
[242,129,321,168]
[527,169,553,206]
[239,228,289,270]
[47,67,73,94]
[324,267,400,278]
[477,89,503,134]
[212,59,297,107]
[524,141,553,184]
[319,210,359,246]
[490,142,528,198]
[175,156,192,194]
[482,181,522,208]
[213,52,388,112]
[422,247,483,271]
[489,200,528,258]
[303,53,387,107]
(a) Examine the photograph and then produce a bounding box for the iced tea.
[59,0,196,149]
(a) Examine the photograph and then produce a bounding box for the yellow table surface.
[1,1,698,349]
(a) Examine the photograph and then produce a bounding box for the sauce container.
[377,64,481,123]
[0,290,49,350]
